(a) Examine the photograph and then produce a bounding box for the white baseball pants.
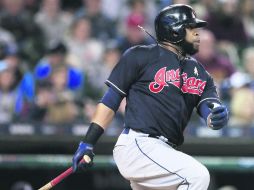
[113,128,210,190]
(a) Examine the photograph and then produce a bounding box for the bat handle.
[81,155,92,163]
[38,182,52,190]
[38,155,91,190]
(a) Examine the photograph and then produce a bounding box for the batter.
[72,4,229,190]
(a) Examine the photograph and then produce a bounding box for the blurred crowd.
[0,0,254,133]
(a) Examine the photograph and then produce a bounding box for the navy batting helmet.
[155,4,207,44]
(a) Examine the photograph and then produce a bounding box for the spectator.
[34,41,84,92]
[0,0,45,64]
[230,87,254,127]
[46,64,79,124]
[195,29,235,86]
[0,60,33,123]
[191,0,219,19]
[116,13,152,53]
[29,81,53,122]
[242,47,254,87]
[241,0,254,43]
[36,41,67,67]
[0,61,15,123]
[35,0,73,45]
[64,17,104,70]
[220,46,254,102]
[3,43,35,113]
[127,0,156,27]
[75,0,116,41]
[118,0,157,37]
[101,0,123,21]
[205,0,249,47]
[64,16,103,98]
[31,65,80,124]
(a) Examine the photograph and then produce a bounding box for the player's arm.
[72,87,124,172]
[72,47,141,171]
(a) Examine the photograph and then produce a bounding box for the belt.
[122,128,178,149]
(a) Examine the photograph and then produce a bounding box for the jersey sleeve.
[197,71,221,109]
[105,47,140,96]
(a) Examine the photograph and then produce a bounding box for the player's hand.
[72,141,94,172]
[207,102,229,130]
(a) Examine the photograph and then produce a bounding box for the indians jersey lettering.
[149,67,206,95]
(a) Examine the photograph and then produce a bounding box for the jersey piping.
[105,80,127,96]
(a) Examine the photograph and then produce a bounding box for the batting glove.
[72,141,94,172]
[207,102,229,130]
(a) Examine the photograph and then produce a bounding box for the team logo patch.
[149,67,206,95]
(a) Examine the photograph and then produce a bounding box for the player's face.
[186,28,200,48]
[181,27,201,55]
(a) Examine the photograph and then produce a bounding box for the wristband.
[84,123,104,145]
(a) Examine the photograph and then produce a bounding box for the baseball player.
[72,4,229,190]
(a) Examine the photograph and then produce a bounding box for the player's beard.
[179,39,198,55]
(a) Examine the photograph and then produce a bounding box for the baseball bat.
[38,155,91,190]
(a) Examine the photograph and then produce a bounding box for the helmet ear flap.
[169,26,186,43]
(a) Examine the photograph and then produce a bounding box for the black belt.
[122,128,178,149]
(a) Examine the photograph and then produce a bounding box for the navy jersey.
[105,44,220,145]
